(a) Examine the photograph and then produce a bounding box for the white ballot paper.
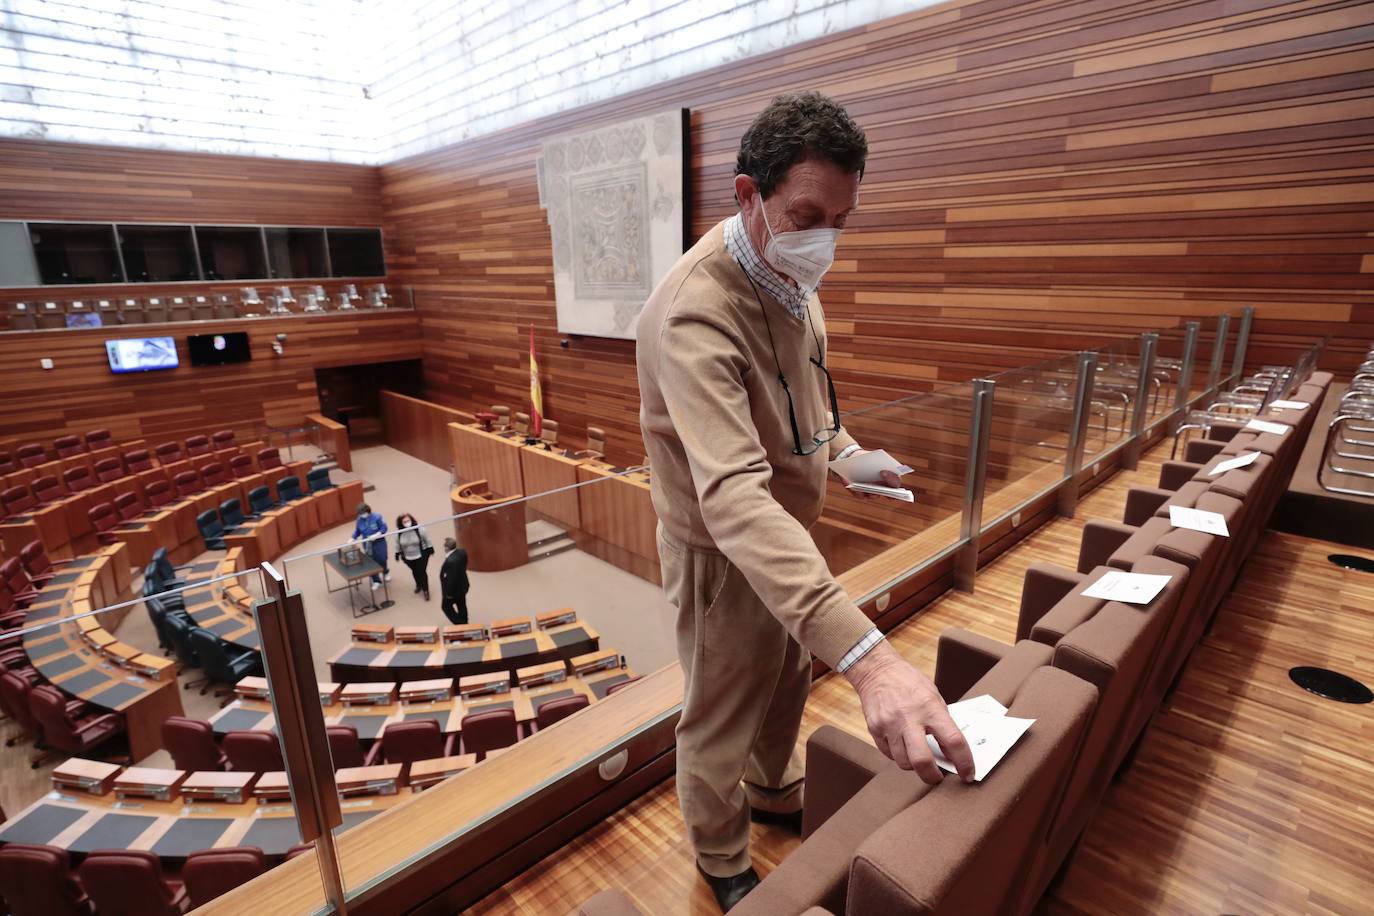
[1207,451,1259,476]
[846,482,915,502]
[1080,570,1172,605]
[1269,399,1309,410]
[1245,418,1290,435]
[927,694,1034,781]
[827,448,913,484]
[1169,505,1230,537]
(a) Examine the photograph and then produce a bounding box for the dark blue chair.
[306,467,334,493]
[188,627,260,701]
[248,485,276,515]
[219,498,248,527]
[196,509,228,550]
[150,548,188,592]
[276,476,304,503]
[163,613,207,692]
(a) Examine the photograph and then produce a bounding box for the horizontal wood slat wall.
[0,312,422,448]
[380,0,1374,457]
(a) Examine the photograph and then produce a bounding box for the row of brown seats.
[580,370,1331,915]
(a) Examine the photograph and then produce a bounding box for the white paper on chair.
[1079,570,1172,605]
[1245,419,1290,435]
[927,694,1034,782]
[827,449,913,485]
[1208,451,1259,476]
[846,482,915,502]
[1270,399,1310,410]
[1168,505,1230,537]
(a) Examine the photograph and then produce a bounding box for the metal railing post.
[1172,321,1200,426]
[256,561,348,915]
[1206,313,1230,395]
[1230,306,1254,384]
[954,379,995,592]
[1058,352,1098,517]
[1123,333,1158,470]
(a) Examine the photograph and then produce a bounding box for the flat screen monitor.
[106,336,178,373]
[66,312,102,329]
[188,331,251,366]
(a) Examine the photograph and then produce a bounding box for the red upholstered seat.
[0,670,44,747]
[459,707,518,761]
[113,490,145,521]
[173,470,203,499]
[19,539,62,588]
[124,448,153,472]
[2,557,39,606]
[17,442,47,467]
[185,435,212,457]
[93,457,125,482]
[327,724,367,769]
[211,429,238,451]
[605,676,643,696]
[0,447,15,474]
[375,719,454,767]
[531,694,590,733]
[222,730,284,772]
[53,435,85,458]
[229,454,255,478]
[89,502,120,545]
[0,843,94,916]
[78,849,188,916]
[284,843,314,860]
[200,461,229,487]
[31,476,64,504]
[62,465,95,494]
[257,447,282,470]
[162,716,227,771]
[85,428,113,450]
[183,847,265,909]
[28,684,126,758]
[145,478,174,508]
[155,441,185,465]
[2,485,37,518]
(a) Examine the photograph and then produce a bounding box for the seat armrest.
[1016,563,1085,642]
[1124,487,1171,528]
[934,628,1011,702]
[363,741,383,767]
[443,732,459,757]
[73,712,121,736]
[1077,520,1136,573]
[802,725,891,838]
[1183,437,1226,464]
[1159,460,1204,492]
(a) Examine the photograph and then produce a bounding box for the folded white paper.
[1245,419,1290,435]
[1080,570,1172,605]
[927,694,1035,782]
[846,482,915,502]
[1207,451,1259,476]
[1269,399,1309,410]
[827,448,913,485]
[1169,505,1230,537]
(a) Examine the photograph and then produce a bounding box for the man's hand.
[830,449,908,496]
[843,641,975,785]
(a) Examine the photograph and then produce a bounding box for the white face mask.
[760,203,840,289]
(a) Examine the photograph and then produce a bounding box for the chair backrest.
[327,725,366,769]
[31,476,63,503]
[79,849,181,916]
[18,539,51,582]
[85,428,113,450]
[229,454,254,478]
[306,467,331,492]
[587,426,606,453]
[16,443,47,467]
[257,447,282,470]
[460,707,518,761]
[512,412,530,434]
[540,418,559,445]
[201,461,228,486]
[53,435,84,458]
[0,670,39,735]
[183,846,266,909]
[0,447,14,474]
[604,676,642,697]
[89,502,118,536]
[163,613,200,668]
[28,685,79,749]
[222,730,284,772]
[185,435,212,457]
[174,469,203,498]
[0,843,90,916]
[113,490,144,521]
[162,716,223,771]
[145,478,173,507]
[490,405,511,429]
[380,720,445,764]
[124,448,153,471]
[220,498,245,527]
[197,509,225,544]
[61,465,93,493]
[93,456,124,482]
[2,556,35,595]
[155,441,185,464]
[211,429,238,450]
[152,547,178,585]
[277,475,303,502]
[189,627,241,683]
[248,485,274,513]
[2,485,36,516]
[535,694,589,729]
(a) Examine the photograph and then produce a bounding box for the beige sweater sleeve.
[656,315,876,668]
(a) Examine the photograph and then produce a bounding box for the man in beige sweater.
[637,92,974,912]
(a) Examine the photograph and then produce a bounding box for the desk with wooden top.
[448,423,524,497]
[223,479,363,569]
[448,481,527,572]
[21,543,184,761]
[328,621,600,684]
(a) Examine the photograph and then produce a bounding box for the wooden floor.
[469,437,1374,916]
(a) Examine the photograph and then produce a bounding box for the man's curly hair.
[735,91,868,198]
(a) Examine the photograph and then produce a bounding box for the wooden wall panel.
[0,312,422,449]
[380,0,1374,458]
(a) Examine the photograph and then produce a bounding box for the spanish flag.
[529,325,543,438]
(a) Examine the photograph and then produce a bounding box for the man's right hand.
[843,641,975,785]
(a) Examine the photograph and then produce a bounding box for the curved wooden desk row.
[328,618,601,684]
[210,663,637,742]
[20,543,187,760]
[220,478,365,571]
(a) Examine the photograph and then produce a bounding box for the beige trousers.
[657,524,812,878]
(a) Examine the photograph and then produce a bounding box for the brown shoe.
[696,863,759,913]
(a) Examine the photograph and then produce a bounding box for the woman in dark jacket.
[394,512,434,600]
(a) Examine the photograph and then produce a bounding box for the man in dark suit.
[438,537,470,625]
